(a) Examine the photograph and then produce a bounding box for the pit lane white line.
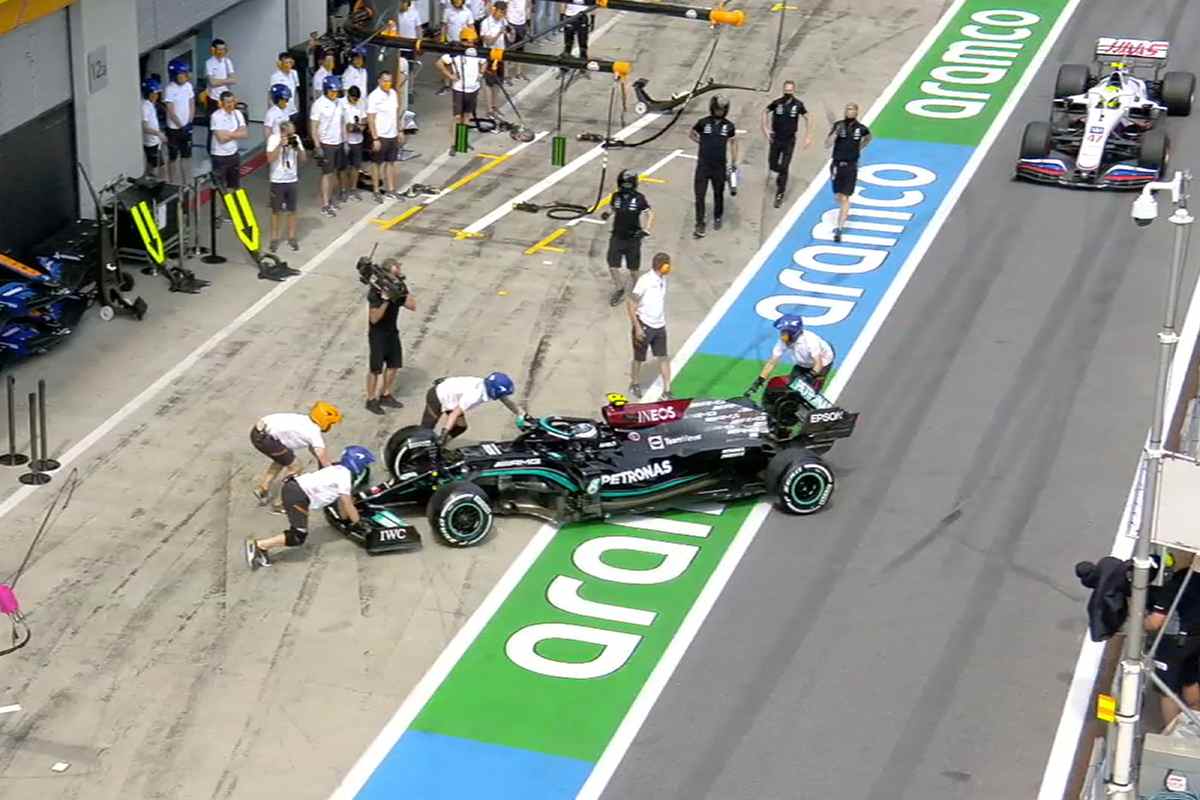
[1035,257,1200,800]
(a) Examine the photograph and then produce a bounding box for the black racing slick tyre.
[1020,121,1053,159]
[1162,71,1196,117]
[767,448,834,516]
[427,480,494,547]
[1054,64,1090,99]
[384,424,437,480]
[1139,129,1169,173]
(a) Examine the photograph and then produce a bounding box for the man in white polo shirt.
[268,51,301,133]
[264,83,292,136]
[626,252,673,399]
[266,120,306,254]
[421,372,527,443]
[479,1,509,117]
[250,401,342,509]
[141,77,168,179]
[341,46,370,101]
[312,51,337,103]
[163,59,195,184]
[436,27,486,157]
[205,39,237,112]
[505,0,529,81]
[209,91,247,191]
[310,75,346,217]
[367,71,403,202]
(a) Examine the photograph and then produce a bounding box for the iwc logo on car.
[600,460,674,486]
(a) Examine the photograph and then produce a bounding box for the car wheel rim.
[789,471,826,508]
[446,500,486,540]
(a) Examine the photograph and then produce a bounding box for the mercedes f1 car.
[327,377,859,552]
[1015,37,1195,189]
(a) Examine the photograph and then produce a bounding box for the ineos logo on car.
[636,406,678,423]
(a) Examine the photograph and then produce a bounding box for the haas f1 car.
[328,378,859,552]
[1015,37,1195,189]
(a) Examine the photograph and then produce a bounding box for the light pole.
[1109,169,1194,800]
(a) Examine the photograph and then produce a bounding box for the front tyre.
[766,448,835,515]
[384,424,437,480]
[427,480,494,547]
[1139,128,1169,173]
[1019,121,1053,159]
[1054,64,1091,99]
[1162,71,1196,116]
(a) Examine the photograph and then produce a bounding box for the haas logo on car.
[636,406,678,424]
[600,460,673,486]
[808,409,845,424]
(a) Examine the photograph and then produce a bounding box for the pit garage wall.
[212,0,288,122]
[0,10,77,258]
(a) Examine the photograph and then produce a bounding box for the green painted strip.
[412,504,754,760]
[872,0,1070,145]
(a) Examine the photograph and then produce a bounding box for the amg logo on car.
[637,406,678,423]
[600,460,673,486]
[493,457,542,467]
[808,410,845,424]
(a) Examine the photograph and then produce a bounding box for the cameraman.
[267,121,306,254]
[342,85,367,203]
[366,258,416,415]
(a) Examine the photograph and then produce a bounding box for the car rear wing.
[801,407,859,441]
[1094,37,1170,74]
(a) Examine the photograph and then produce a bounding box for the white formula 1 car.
[1015,37,1195,189]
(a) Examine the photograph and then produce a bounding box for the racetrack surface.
[600,1,1200,799]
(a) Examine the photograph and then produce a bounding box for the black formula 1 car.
[327,378,859,551]
[1015,37,1194,189]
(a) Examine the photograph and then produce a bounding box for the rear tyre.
[1162,71,1196,116]
[384,424,436,480]
[1139,129,1169,173]
[1054,64,1091,99]
[427,480,494,547]
[766,448,835,516]
[1020,121,1054,159]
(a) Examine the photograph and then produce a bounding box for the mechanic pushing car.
[250,402,342,508]
[421,372,528,444]
[245,445,374,569]
[746,315,835,396]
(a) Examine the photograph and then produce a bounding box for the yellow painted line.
[451,229,487,240]
[474,153,503,160]
[770,3,799,10]
[442,152,513,194]
[525,228,568,256]
[639,176,667,184]
[371,204,425,230]
[1096,694,1116,723]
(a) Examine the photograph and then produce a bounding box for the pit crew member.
[245,445,373,569]
[762,80,811,208]
[745,314,834,395]
[825,102,870,242]
[250,402,342,507]
[421,372,527,443]
[607,169,653,307]
[689,95,737,238]
[627,252,673,399]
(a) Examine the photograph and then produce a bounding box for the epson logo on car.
[600,460,673,486]
[637,406,678,423]
[809,410,846,424]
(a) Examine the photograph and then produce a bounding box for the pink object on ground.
[0,585,20,616]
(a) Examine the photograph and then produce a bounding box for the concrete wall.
[0,10,72,138]
[69,0,142,216]
[287,0,325,49]
[213,0,286,120]
[137,0,243,52]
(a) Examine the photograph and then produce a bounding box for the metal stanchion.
[18,394,48,486]
[31,380,59,473]
[0,376,28,467]
[202,177,226,264]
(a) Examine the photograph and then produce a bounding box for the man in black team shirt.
[607,169,655,307]
[689,95,738,239]
[826,102,871,242]
[762,80,811,208]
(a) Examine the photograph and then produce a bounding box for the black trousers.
[769,137,796,194]
[694,163,726,222]
[563,15,589,60]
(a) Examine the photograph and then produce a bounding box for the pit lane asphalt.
[599,2,1200,799]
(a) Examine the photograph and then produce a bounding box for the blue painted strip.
[699,139,974,363]
[355,731,595,800]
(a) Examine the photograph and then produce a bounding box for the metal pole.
[33,379,59,473]
[202,179,227,264]
[0,376,28,467]
[1109,171,1194,799]
[17,393,48,486]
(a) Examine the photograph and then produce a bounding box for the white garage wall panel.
[0,11,72,137]
[212,0,286,117]
[137,0,244,52]
[287,0,325,49]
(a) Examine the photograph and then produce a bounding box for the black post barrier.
[202,180,226,264]
[18,394,49,486]
[32,380,59,473]
[0,377,28,467]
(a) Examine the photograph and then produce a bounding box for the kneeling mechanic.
[421,372,526,443]
[245,445,375,569]
[250,401,342,508]
[745,314,834,396]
